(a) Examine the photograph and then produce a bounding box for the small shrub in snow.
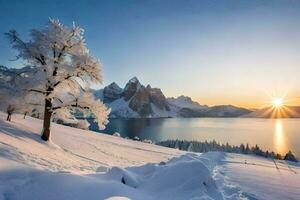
[75,120,90,130]
[159,161,166,165]
[96,166,109,173]
[113,132,121,137]
[6,104,15,121]
[284,151,298,162]
[142,139,152,144]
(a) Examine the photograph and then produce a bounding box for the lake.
[88,118,300,157]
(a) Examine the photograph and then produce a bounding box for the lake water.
[88,118,300,157]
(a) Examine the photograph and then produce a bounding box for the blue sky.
[1,0,300,107]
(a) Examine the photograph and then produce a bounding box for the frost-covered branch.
[52,93,110,129]
[6,19,110,141]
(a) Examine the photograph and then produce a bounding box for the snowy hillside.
[0,112,180,172]
[0,113,299,200]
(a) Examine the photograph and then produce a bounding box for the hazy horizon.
[1,0,300,108]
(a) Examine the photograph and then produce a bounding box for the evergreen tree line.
[157,140,298,162]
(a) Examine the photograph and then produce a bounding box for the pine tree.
[284,150,298,162]
[187,143,194,152]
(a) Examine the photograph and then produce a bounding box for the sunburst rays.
[256,95,300,118]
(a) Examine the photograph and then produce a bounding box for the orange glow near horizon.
[246,95,300,118]
[192,90,300,109]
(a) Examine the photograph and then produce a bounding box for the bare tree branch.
[6,30,47,66]
[52,97,63,104]
[28,89,47,94]
[27,102,43,106]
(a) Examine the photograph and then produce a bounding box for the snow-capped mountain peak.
[167,95,207,110]
[128,76,139,83]
[93,77,251,118]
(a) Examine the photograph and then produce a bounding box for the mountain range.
[93,77,253,118]
[2,65,300,119]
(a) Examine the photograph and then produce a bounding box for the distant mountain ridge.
[93,77,252,118]
[2,66,299,119]
[243,106,300,118]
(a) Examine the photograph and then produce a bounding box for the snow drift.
[0,153,224,200]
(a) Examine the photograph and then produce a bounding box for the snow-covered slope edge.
[0,112,181,172]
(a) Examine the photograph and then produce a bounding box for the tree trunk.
[41,99,52,141]
[6,113,11,121]
[23,112,28,119]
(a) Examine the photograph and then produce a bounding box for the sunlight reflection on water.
[274,119,287,155]
[90,118,300,157]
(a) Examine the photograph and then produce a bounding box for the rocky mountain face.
[147,85,170,110]
[100,77,170,117]
[123,77,141,101]
[103,82,123,103]
[94,77,252,118]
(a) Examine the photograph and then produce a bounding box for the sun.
[272,98,283,108]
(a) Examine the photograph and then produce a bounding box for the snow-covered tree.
[187,142,194,152]
[6,104,15,121]
[6,19,110,141]
[157,140,297,162]
[284,150,298,162]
